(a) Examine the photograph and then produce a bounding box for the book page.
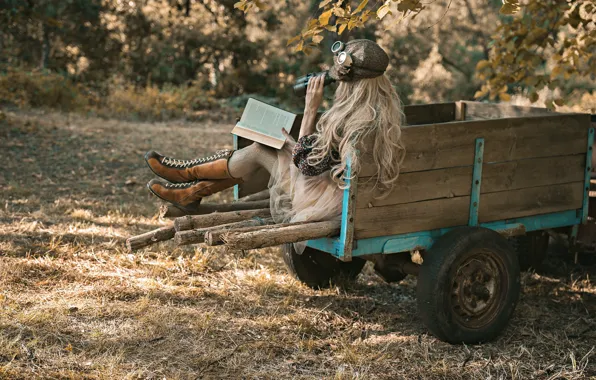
[232,98,296,149]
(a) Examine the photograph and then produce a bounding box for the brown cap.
[328,39,389,82]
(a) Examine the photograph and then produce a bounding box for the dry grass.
[1,108,595,379]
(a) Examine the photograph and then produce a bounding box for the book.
[231,98,296,149]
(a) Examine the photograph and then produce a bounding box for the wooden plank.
[360,113,590,176]
[462,101,554,120]
[356,154,585,208]
[354,182,584,239]
[403,103,456,125]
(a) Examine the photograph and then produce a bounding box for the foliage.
[476,0,595,108]
[0,68,88,111]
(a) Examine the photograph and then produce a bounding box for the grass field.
[1,108,595,379]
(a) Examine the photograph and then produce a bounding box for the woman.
[144,39,406,239]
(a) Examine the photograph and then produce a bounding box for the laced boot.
[147,177,243,209]
[145,150,235,183]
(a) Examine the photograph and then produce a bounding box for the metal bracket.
[581,128,594,224]
[469,138,485,226]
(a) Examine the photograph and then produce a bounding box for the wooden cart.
[233,101,594,343]
[129,101,594,344]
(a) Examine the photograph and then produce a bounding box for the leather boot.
[147,177,243,209]
[145,150,235,183]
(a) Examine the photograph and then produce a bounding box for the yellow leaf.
[499,85,508,93]
[361,10,371,23]
[319,9,333,25]
[294,40,304,52]
[233,1,245,9]
[354,0,368,14]
[499,93,511,102]
[377,4,392,19]
[312,35,324,44]
[333,7,346,17]
[348,17,357,30]
[324,25,337,32]
[319,0,333,8]
[474,90,487,99]
[476,60,491,71]
[254,0,267,10]
[287,35,301,46]
[524,76,539,86]
[65,343,73,352]
[529,91,539,103]
[338,24,347,35]
[554,98,565,106]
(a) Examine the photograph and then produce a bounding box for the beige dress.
[268,138,344,253]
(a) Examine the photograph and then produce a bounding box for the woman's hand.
[304,74,325,115]
[281,128,296,150]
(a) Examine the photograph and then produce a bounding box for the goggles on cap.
[331,41,353,68]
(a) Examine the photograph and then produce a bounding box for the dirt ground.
[1,108,595,379]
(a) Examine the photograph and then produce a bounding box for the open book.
[231,98,296,149]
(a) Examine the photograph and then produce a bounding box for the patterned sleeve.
[292,134,333,176]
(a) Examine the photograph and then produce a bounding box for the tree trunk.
[174,208,271,231]
[174,218,273,246]
[40,23,50,69]
[126,226,175,252]
[223,221,341,250]
[159,199,270,218]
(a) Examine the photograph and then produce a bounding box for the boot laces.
[161,150,230,168]
[163,180,201,189]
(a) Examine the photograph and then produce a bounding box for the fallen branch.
[174,218,274,246]
[223,220,341,250]
[159,199,270,218]
[205,220,312,246]
[237,189,270,202]
[174,208,271,232]
[126,226,175,252]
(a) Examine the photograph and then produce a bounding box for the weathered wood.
[205,220,312,246]
[462,101,553,120]
[174,208,271,231]
[357,154,586,208]
[160,199,270,218]
[403,102,456,125]
[174,218,274,246]
[354,182,584,239]
[224,220,341,250]
[455,101,466,121]
[237,189,270,202]
[126,226,175,252]
[360,113,590,176]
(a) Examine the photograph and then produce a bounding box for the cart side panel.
[460,101,554,120]
[354,113,591,240]
[234,102,458,198]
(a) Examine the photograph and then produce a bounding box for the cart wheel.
[282,244,366,289]
[509,231,549,271]
[417,227,520,344]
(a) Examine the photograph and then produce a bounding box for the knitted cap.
[328,39,389,82]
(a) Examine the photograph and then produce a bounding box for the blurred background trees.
[0,0,593,119]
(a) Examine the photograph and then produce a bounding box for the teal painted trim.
[469,138,485,226]
[336,154,354,261]
[307,209,581,258]
[233,134,239,201]
[582,128,594,223]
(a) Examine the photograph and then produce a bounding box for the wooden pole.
[205,221,311,246]
[174,218,274,246]
[126,226,175,252]
[174,208,271,232]
[159,199,270,218]
[237,189,270,202]
[223,220,341,250]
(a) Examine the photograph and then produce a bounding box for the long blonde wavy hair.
[307,74,406,194]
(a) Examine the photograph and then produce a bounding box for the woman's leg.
[228,143,278,179]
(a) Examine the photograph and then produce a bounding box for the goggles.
[331,41,353,68]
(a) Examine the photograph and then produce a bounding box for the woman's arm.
[299,74,325,138]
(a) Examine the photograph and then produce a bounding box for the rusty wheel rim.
[449,249,509,329]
